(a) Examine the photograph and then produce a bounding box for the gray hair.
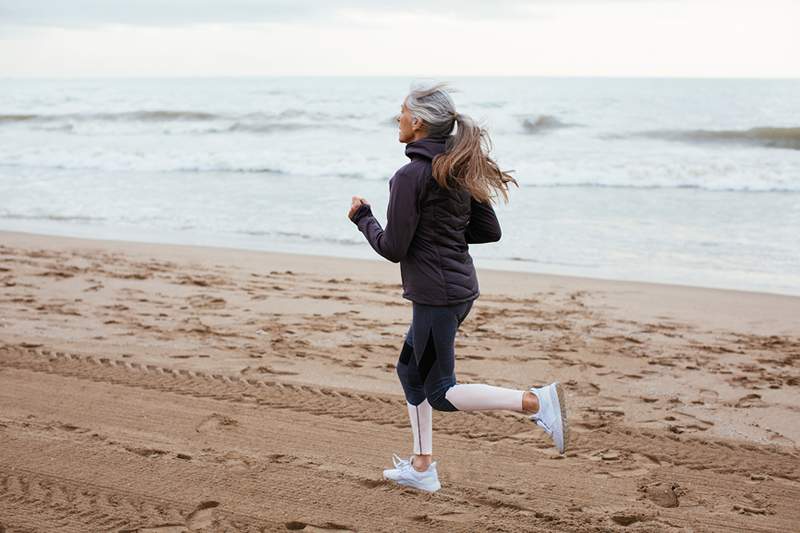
[404,82,459,138]
[403,81,518,205]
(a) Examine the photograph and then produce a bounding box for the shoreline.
[3,227,800,305]
[2,221,798,298]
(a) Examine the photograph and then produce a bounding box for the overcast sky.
[0,0,797,77]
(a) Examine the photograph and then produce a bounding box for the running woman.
[347,83,568,493]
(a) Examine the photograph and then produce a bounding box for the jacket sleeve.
[349,169,421,263]
[465,197,502,244]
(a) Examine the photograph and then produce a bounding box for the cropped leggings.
[396,299,473,411]
[396,299,525,416]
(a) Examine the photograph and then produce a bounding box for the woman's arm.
[350,168,422,263]
[465,197,502,244]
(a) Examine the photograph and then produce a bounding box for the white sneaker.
[382,453,441,493]
[529,382,569,454]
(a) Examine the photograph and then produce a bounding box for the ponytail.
[405,82,518,205]
[432,113,518,205]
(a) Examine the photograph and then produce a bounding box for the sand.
[0,229,798,532]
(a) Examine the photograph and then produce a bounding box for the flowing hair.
[403,82,518,205]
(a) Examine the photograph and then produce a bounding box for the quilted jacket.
[350,136,502,305]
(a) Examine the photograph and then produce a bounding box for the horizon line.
[3,74,800,81]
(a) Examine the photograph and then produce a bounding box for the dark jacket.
[350,136,502,305]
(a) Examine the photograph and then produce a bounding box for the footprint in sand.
[588,449,624,462]
[610,512,648,526]
[195,413,239,433]
[733,491,773,515]
[187,294,227,309]
[564,379,600,396]
[663,410,715,434]
[285,521,354,532]
[730,393,767,408]
[125,446,169,458]
[185,501,221,529]
[697,388,719,404]
[640,482,682,508]
[122,501,220,532]
[213,451,258,473]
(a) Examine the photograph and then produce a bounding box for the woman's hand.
[348,195,369,221]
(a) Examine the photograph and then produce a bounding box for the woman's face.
[397,99,422,143]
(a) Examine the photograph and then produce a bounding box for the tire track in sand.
[0,468,273,533]
[0,343,526,443]
[1,342,797,485]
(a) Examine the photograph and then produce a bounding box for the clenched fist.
[348,195,369,221]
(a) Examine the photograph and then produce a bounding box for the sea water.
[1,77,798,295]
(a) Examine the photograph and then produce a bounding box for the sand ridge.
[0,230,799,531]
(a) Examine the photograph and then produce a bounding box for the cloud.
[0,0,660,28]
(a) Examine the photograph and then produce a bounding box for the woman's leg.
[395,325,433,470]
[415,299,567,453]
[391,299,567,470]
[417,300,540,414]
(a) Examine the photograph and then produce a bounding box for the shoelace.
[391,453,412,469]
[531,415,552,434]
[530,388,553,435]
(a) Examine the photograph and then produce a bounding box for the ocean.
[1,77,798,295]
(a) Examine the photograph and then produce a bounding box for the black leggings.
[396,299,474,411]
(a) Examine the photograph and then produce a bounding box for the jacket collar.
[405,135,449,160]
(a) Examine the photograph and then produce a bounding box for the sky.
[0,0,798,78]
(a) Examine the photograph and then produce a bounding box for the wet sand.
[1,229,798,532]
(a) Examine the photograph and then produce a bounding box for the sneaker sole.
[390,477,441,493]
[552,381,569,454]
[383,469,441,492]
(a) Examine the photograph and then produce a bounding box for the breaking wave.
[634,126,800,151]
[236,229,363,247]
[0,212,107,222]
[0,109,368,133]
[0,111,220,123]
[520,115,578,134]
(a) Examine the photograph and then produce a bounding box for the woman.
[347,82,568,493]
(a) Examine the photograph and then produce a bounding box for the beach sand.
[1,229,798,531]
